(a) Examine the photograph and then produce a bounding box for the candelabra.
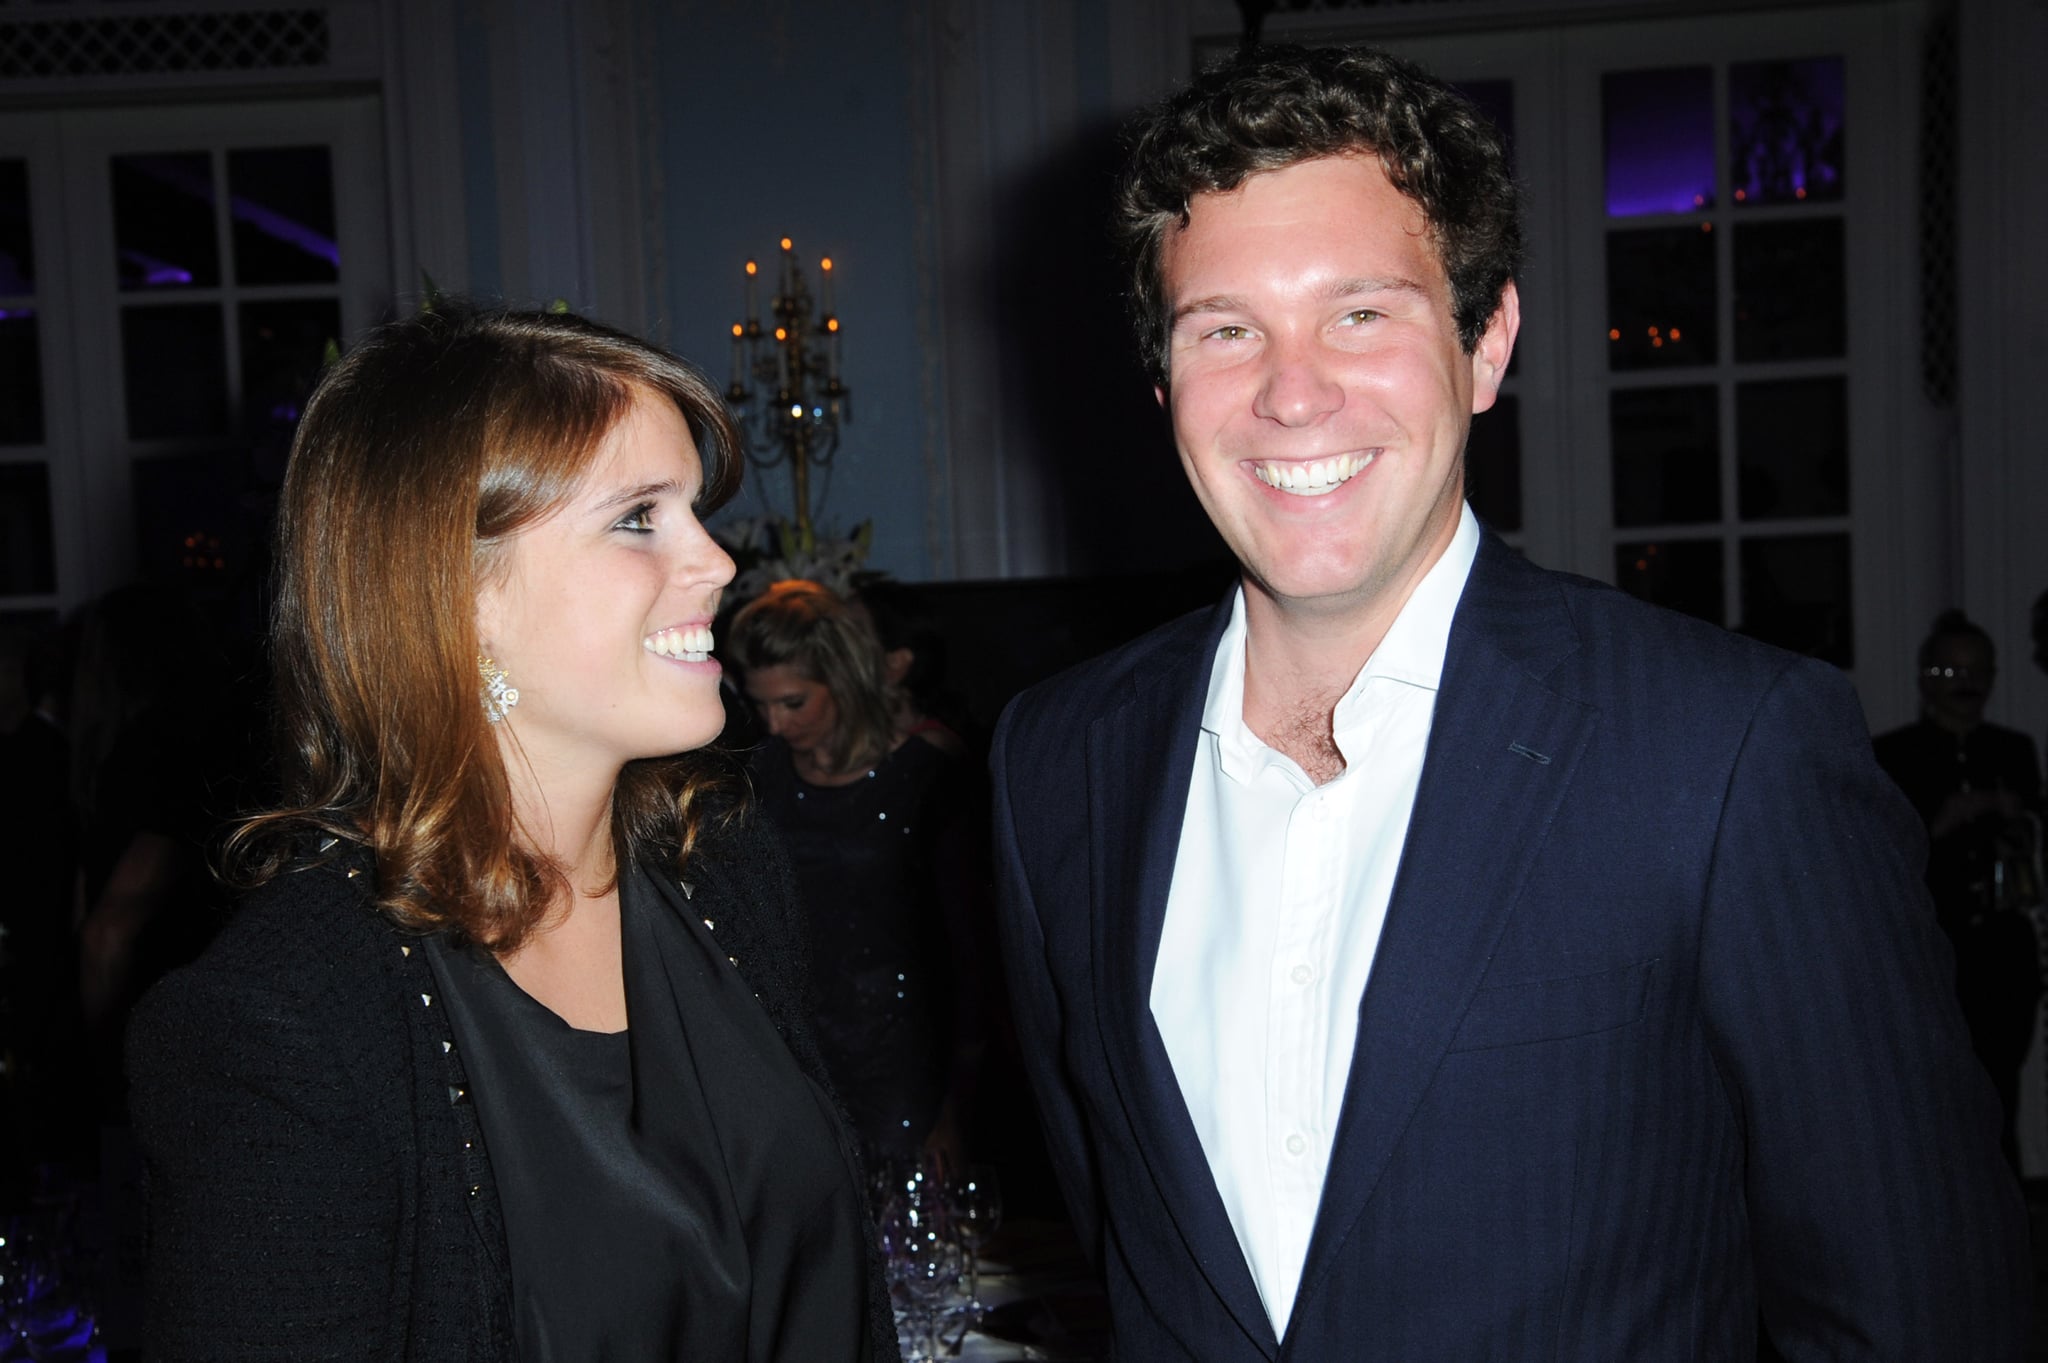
[726,237,848,541]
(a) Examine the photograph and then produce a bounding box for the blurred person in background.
[1875,609,2043,1167]
[848,574,969,757]
[731,580,982,1167]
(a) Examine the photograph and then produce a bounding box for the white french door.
[0,94,387,623]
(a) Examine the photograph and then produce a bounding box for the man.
[1875,611,2042,1168]
[989,45,2028,1361]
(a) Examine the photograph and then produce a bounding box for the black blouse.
[423,861,868,1362]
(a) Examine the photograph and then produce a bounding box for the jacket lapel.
[1088,597,1282,1359]
[1291,538,1597,1321]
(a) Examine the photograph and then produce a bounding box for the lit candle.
[827,315,841,382]
[744,260,758,323]
[820,256,834,315]
[730,322,744,388]
[780,236,794,300]
[775,326,789,391]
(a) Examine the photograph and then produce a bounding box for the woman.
[728,582,979,1164]
[127,307,896,1361]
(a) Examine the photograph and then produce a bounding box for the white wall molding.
[915,0,1200,579]
[1957,0,2048,732]
[380,0,465,306]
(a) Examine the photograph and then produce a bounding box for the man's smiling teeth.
[644,626,714,661]
[1253,451,1374,496]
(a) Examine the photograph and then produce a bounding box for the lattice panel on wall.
[0,8,328,79]
[1252,0,1501,7]
[1917,1,1958,409]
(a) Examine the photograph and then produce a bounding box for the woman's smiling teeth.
[1252,451,1374,496]
[643,625,714,662]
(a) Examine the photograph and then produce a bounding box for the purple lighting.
[119,249,194,287]
[229,191,340,269]
[125,154,339,272]
[1604,67,1716,218]
[1730,57,1845,206]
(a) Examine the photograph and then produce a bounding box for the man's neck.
[1240,592,1393,785]
[1236,514,1465,784]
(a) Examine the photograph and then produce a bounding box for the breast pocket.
[1446,959,1658,1053]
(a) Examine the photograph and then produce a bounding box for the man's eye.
[614,502,656,532]
[1340,309,1381,326]
[1207,325,1251,342]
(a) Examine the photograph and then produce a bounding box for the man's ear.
[1469,280,1521,415]
[1154,383,1168,410]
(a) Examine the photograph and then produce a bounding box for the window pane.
[0,309,44,445]
[121,304,227,440]
[227,145,339,285]
[1734,219,1845,361]
[239,297,339,430]
[0,159,31,293]
[132,452,247,585]
[1611,385,1720,527]
[111,152,220,290]
[1736,377,1848,519]
[1607,226,1716,370]
[1465,392,1521,532]
[1603,66,1715,217]
[1741,532,1852,666]
[1615,538,1723,625]
[0,461,56,594]
[1730,57,1845,206]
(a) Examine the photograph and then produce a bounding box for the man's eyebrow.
[1171,276,1432,328]
[1324,275,1430,301]
[1171,295,1249,328]
[590,479,690,511]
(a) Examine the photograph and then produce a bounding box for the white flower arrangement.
[714,516,874,602]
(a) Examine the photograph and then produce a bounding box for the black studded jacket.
[127,813,899,1362]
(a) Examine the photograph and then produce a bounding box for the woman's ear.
[883,646,914,687]
[475,573,504,657]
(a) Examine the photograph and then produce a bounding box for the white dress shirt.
[1149,504,1480,1336]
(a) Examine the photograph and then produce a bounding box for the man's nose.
[1252,332,1345,427]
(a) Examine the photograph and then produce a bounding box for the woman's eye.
[614,502,656,533]
[1207,324,1251,342]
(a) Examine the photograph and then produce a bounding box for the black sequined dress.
[749,737,964,1156]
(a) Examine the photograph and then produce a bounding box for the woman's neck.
[496,752,628,1031]
[793,733,896,787]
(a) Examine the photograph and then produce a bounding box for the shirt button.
[1285,1134,1307,1156]
[1290,964,1313,987]
[1312,802,1330,822]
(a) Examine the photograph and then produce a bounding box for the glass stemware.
[952,1165,1004,1311]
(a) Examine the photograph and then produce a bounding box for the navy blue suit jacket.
[990,534,2030,1361]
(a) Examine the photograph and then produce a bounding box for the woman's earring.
[478,654,519,722]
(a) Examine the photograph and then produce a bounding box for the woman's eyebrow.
[591,479,690,511]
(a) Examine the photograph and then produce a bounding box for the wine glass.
[952,1165,1004,1312]
[879,1195,961,1362]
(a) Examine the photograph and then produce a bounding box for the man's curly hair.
[1115,44,1523,385]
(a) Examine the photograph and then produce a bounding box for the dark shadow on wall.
[989,115,1229,579]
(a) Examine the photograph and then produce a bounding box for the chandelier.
[726,237,848,540]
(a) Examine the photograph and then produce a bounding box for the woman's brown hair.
[227,304,744,950]
[728,580,899,778]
